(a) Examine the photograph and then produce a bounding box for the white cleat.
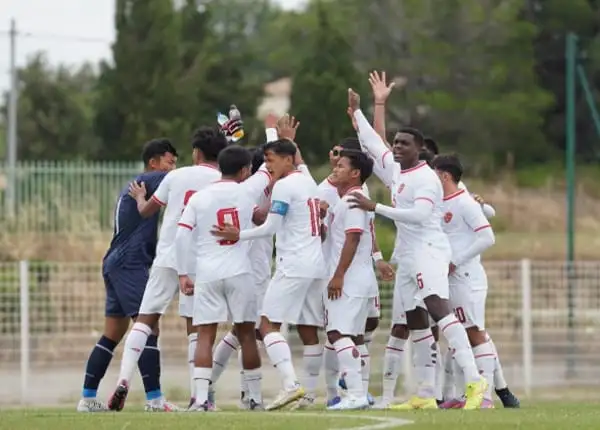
[289,395,316,410]
[371,396,393,410]
[144,398,182,412]
[188,400,215,412]
[327,396,370,411]
[77,398,109,412]
[265,385,305,411]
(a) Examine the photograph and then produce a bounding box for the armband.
[270,200,289,216]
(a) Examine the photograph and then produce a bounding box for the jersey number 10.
[217,208,241,246]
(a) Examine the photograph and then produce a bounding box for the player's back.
[274,172,326,279]
[154,164,221,268]
[104,170,166,270]
[189,180,254,282]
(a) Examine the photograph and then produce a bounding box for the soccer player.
[212,139,327,411]
[323,150,379,410]
[176,145,273,412]
[77,139,177,413]
[347,88,487,410]
[106,126,228,411]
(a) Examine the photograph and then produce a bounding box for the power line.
[0,29,111,44]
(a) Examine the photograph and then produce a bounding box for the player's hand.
[348,191,376,211]
[128,181,147,200]
[328,276,343,300]
[347,107,358,131]
[375,260,395,281]
[449,263,457,275]
[277,114,300,142]
[348,88,360,112]
[319,201,329,219]
[179,275,194,296]
[471,193,485,205]
[210,223,240,241]
[264,112,279,129]
[369,71,395,104]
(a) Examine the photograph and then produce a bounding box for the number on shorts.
[216,207,241,246]
[454,307,466,323]
[416,272,424,290]
[307,198,321,236]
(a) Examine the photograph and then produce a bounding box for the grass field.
[2,403,600,430]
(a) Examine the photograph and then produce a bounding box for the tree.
[290,2,365,161]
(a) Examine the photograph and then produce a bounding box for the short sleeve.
[150,171,172,206]
[413,175,439,206]
[343,198,368,234]
[269,180,292,216]
[461,196,491,233]
[178,199,197,231]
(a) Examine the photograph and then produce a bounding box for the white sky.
[0,0,305,91]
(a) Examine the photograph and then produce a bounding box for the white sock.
[211,332,239,388]
[439,314,480,383]
[118,322,151,383]
[302,344,323,399]
[364,330,375,349]
[452,355,465,397]
[324,342,339,400]
[473,341,495,400]
[334,338,363,399]
[442,347,455,400]
[238,349,248,397]
[193,367,212,405]
[433,343,444,400]
[263,332,298,391]
[243,368,262,404]
[382,336,406,400]
[487,334,508,390]
[411,329,436,398]
[187,333,197,399]
[357,343,370,395]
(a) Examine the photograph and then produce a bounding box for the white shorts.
[261,271,325,327]
[192,273,257,325]
[254,278,270,326]
[325,293,372,336]
[449,275,487,330]
[178,273,195,318]
[367,294,381,319]
[138,266,178,316]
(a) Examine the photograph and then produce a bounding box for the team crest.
[444,212,453,223]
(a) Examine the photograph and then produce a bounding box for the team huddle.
[77,71,520,413]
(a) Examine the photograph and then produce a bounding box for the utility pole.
[6,18,18,218]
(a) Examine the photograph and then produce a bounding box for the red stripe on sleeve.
[474,225,491,232]
[178,223,194,230]
[151,195,166,206]
[415,197,434,205]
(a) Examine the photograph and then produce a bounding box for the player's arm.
[130,172,170,218]
[332,205,367,281]
[174,201,197,276]
[241,165,273,200]
[371,180,437,223]
[458,180,496,218]
[452,199,496,267]
[252,200,270,226]
[368,71,394,149]
[352,109,394,187]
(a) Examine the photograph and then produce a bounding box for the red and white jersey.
[271,171,327,279]
[326,187,378,298]
[389,161,450,259]
[179,177,269,283]
[440,189,491,275]
[150,164,221,269]
[249,190,274,285]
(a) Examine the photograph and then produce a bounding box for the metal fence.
[0,259,598,405]
[0,161,143,232]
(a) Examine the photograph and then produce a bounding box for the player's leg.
[487,333,520,407]
[178,275,200,406]
[430,324,445,404]
[78,272,129,412]
[208,327,240,403]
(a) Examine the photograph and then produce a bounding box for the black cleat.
[188,397,195,409]
[249,399,264,411]
[495,387,520,408]
[108,380,129,411]
[436,399,444,406]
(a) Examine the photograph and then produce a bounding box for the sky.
[0,0,305,92]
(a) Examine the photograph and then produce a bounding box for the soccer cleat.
[370,396,393,410]
[188,398,196,409]
[290,395,316,410]
[249,399,265,411]
[188,400,213,412]
[327,396,370,411]
[326,396,342,407]
[495,387,520,408]
[367,392,375,406]
[207,390,220,411]
[265,385,305,411]
[76,398,109,412]
[463,377,487,410]
[239,391,250,410]
[339,376,375,405]
[144,398,182,412]
[389,396,438,410]
[439,397,465,409]
[107,380,129,411]
[480,399,495,409]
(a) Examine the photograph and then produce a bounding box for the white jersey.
[271,171,327,279]
[151,164,221,270]
[326,187,378,298]
[389,161,450,258]
[249,190,274,285]
[441,188,491,277]
[179,174,270,283]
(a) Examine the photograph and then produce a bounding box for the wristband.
[372,252,383,263]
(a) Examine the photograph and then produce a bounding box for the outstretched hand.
[277,114,300,142]
[369,70,395,103]
[348,88,360,113]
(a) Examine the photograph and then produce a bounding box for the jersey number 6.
[217,207,241,246]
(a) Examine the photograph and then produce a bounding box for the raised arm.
[369,71,395,148]
[277,114,317,184]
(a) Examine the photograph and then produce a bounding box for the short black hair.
[419,150,435,166]
[340,149,374,184]
[191,126,228,162]
[424,137,439,155]
[431,153,463,183]
[217,145,252,176]
[338,137,361,151]
[141,138,178,166]
[249,145,265,175]
[399,127,425,146]
[263,139,297,158]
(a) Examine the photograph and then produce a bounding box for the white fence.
[0,259,598,405]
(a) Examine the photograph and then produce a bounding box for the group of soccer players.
[76,70,520,413]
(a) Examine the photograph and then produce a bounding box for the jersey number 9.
[217,207,241,246]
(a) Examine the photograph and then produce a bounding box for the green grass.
[2,403,600,430]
